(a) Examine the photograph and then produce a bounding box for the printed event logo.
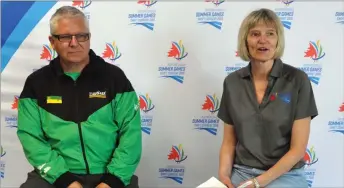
[205,0,225,6]
[225,51,247,75]
[159,144,187,184]
[303,146,319,188]
[328,102,344,134]
[0,145,6,179]
[335,11,344,24]
[129,0,157,31]
[159,40,188,84]
[300,40,325,85]
[274,0,294,30]
[40,44,57,62]
[279,0,294,5]
[139,93,155,135]
[102,41,122,65]
[36,44,57,71]
[4,95,18,128]
[72,0,92,20]
[192,94,220,135]
[196,0,225,30]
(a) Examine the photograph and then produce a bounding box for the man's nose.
[69,36,78,47]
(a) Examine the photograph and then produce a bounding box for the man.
[17,5,142,188]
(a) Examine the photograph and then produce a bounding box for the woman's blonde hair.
[237,8,285,61]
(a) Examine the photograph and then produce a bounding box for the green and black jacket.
[17,49,142,188]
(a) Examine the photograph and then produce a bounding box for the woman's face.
[246,22,278,62]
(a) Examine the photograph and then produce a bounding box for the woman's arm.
[218,123,237,186]
[256,73,318,187]
[256,117,311,186]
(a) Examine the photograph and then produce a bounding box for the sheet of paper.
[197,176,227,188]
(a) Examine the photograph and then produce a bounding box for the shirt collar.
[239,58,284,78]
[50,49,98,76]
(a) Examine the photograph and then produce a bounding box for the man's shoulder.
[102,60,125,75]
[27,65,52,82]
[20,65,52,98]
[94,55,128,80]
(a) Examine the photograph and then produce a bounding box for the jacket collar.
[238,58,284,78]
[50,49,99,76]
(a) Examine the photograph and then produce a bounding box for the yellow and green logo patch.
[47,96,62,104]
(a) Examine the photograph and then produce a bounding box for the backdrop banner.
[1,1,343,188]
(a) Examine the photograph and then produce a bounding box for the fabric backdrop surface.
[1,1,344,188]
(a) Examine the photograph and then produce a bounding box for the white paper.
[197,176,227,188]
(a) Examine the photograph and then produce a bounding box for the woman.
[217,8,318,188]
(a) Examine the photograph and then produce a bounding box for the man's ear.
[48,36,55,50]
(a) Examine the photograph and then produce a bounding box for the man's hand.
[67,181,83,188]
[96,182,111,188]
[219,174,235,188]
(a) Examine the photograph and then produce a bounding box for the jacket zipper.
[74,81,90,174]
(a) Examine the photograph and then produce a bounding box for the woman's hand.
[237,179,255,188]
[219,174,235,188]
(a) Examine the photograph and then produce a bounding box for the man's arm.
[100,75,142,188]
[17,75,81,187]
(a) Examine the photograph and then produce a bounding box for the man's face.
[49,17,90,64]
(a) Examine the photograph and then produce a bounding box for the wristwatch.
[252,178,260,188]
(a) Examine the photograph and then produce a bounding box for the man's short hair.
[50,6,89,34]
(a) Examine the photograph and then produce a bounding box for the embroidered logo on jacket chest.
[89,91,106,99]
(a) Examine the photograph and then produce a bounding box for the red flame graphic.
[40,46,52,60]
[139,96,147,110]
[102,44,115,59]
[339,103,344,112]
[12,96,18,109]
[168,147,179,161]
[202,95,215,111]
[167,43,180,58]
[137,0,150,4]
[304,43,317,59]
[303,152,311,164]
[72,1,84,7]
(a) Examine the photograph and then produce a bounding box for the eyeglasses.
[52,33,90,42]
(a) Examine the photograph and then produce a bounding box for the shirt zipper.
[74,80,90,174]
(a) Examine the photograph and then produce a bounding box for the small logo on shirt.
[47,96,62,104]
[89,91,106,99]
[270,92,291,103]
[37,163,52,178]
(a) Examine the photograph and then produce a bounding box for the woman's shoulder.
[281,62,309,82]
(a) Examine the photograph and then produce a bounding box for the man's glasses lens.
[54,34,89,42]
